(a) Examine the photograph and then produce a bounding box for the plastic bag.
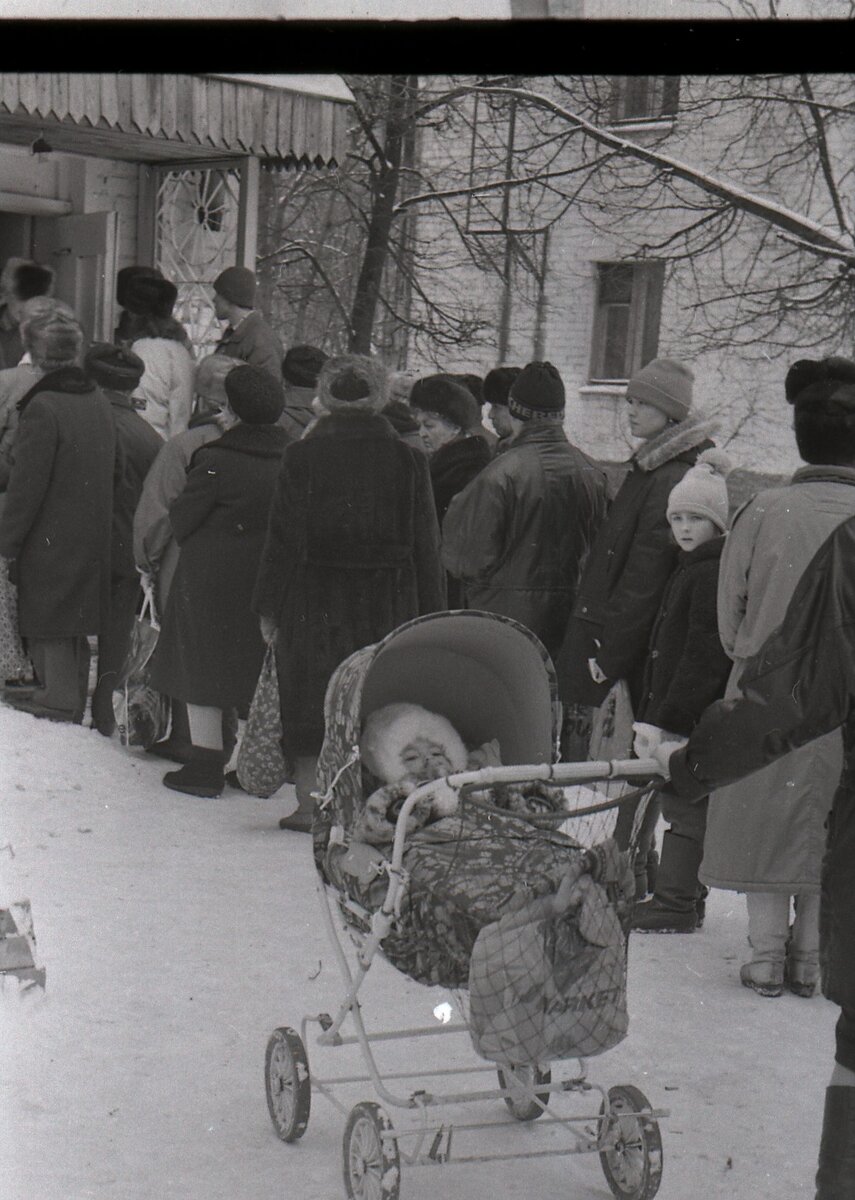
[113,588,169,749]
[468,874,628,1067]
[236,643,292,797]
[589,679,634,761]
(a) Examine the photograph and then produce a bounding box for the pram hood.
[314,610,560,868]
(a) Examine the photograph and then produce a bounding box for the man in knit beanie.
[443,361,608,659]
[212,266,283,384]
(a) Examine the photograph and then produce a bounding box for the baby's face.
[399,736,454,782]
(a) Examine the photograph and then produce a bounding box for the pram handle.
[382,759,662,907]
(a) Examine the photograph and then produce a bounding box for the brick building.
[406,72,853,475]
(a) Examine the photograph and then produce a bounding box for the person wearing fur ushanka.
[148,365,289,797]
[630,449,733,933]
[252,354,446,831]
[555,358,716,769]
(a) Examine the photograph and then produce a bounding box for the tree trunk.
[349,76,416,355]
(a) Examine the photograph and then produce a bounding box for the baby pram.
[264,611,667,1200]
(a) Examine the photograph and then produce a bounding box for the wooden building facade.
[0,73,352,352]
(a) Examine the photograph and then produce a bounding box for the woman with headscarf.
[253,353,446,830]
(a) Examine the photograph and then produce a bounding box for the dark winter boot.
[696,886,710,929]
[816,1087,855,1199]
[631,832,703,933]
[163,749,225,798]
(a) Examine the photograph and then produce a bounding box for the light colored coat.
[131,336,195,440]
[700,465,855,893]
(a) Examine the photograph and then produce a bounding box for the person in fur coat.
[252,354,446,831]
[555,358,716,779]
[630,449,733,932]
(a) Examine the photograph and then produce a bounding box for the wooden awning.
[0,73,352,167]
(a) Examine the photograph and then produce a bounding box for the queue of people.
[1,255,854,1197]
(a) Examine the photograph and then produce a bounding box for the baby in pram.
[324,702,634,995]
[356,702,573,842]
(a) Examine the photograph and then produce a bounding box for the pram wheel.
[496,1064,552,1121]
[265,1026,311,1142]
[598,1084,663,1200]
[343,1101,400,1199]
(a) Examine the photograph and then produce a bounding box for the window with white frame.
[589,261,665,384]
[610,77,680,124]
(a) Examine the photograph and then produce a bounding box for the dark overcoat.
[0,367,116,638]
[442,422,608,661]
[635,535,731,736]
[149,422,288,711]
[429,434,491,525]
[555,414,715,709]
[668,514,855,1015]
[105,390,164,581]
[253,408,446,758]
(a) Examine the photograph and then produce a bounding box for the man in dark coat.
[483,365,522,454]
[85,344,164,737]
[212,267,283,384]
[278,344,327,444]
[253,353,446,829]
[656,367,855,1199]
[442,361,608,662]
[0,313,116,723]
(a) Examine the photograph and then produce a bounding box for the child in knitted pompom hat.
[632,447,735,933]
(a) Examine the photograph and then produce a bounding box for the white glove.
[632,722,665,759]
[587,657,607,684]
[652,738,688,778]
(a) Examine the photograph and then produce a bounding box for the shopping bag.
[236,643,292,797]
[588,679,634,761]
[468,874,628,1066]
[113,587,169,749]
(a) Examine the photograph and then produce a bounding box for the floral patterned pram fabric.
[324,795,631,990]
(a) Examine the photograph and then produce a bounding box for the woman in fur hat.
[253,353,446,830]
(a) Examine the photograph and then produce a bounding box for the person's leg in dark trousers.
[633,793,708,931]
[14,636,91,722]
[614,790,661,899]
[91,575,140,736]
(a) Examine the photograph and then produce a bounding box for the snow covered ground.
[0,703,836,1200]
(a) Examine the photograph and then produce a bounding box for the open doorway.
[0,207,118,348]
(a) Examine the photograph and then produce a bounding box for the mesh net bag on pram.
[312,611,659,1069]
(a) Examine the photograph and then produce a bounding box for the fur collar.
[633,413,718,473]
[17,366,95,413]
